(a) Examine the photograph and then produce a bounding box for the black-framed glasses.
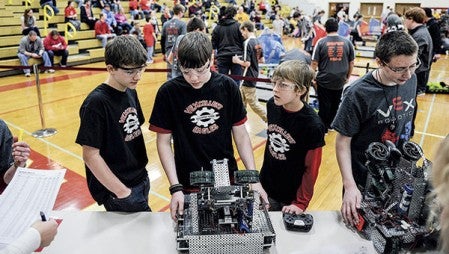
[382,58,421,74]
[117,64,147,76]
[179,61,210,77]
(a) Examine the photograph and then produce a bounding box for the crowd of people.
[3,1,449,253]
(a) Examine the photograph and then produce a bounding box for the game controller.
[283,213,313,232]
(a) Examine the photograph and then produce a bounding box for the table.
[41,211,376,254]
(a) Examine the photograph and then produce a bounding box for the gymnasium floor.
[0,37,448,212]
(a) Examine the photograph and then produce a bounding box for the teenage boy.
[332,31,418,227]
[232,21,267,123]
[260,60,326,215]
[149,31,268,220]
[76,36,151,212]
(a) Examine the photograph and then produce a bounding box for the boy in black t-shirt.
[260,60,326,215]
[76,36,151,212]
[149,32,268,220]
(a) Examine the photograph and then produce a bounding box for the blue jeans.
[103,176,151,212]
[41,1,59,15]
[18,52,52,74]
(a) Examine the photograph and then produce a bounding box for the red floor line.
[0,92,88,115]
[0,71,100,93]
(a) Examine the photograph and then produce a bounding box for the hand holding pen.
[32,212,58,248]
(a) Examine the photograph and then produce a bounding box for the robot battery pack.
[283,213,314,232]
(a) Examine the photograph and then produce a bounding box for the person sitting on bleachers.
[21,9,40,37]
[17,31,54,77]
[40,0,60,15]
[80,0,98,30]
[139,0,151,17]
[102,4,121,34]
[115,7,133,34]
[129,0,144,20]
[64,1,81,31]
[95,13,117,47]
[44,30,69,68]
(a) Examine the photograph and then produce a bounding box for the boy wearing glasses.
[76,36,151,212]
[149,32,268,220]
[332,31,418,227]
[259,60,326,215]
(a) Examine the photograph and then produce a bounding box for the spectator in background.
[139,0,151,17]
[423,8,442,62]
[21,9,40,37]
[232,21,267,122]
[64,1,81,31]
[272,14,284,36]
[188,1,202,18]
[160,4,186,79]
[161,7,172,26]
[235,6,249,23]
[44,30,69,68]
[167,17,207,79]
[130,21,145,48]
[115,7,133,34]
[17,31,54,77]
[129,0,144,20]
[102,4,121,35]
[80,0,98,30]
[404,7,432,96]
[95,13,117,47]
[211,6,244,81]
[311,18,354,133]
[143,17,157,64]
[350,14,365,46]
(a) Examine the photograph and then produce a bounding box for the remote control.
[283,213,314,232]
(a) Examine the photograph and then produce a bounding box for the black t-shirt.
[312,35,355,90]
[260,98,326,203]
[76,84,148,204]
[242,37,262,88]
[331,72,417,188]
[149,72,247,187]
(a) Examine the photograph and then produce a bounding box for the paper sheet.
[0,167,66,249]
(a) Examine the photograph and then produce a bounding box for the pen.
[40,211,47,221]
[18,129,23,142]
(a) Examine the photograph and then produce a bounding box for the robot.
[357,140,439,253]
[176,159,276,254]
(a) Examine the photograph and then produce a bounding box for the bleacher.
[0,0,276,77]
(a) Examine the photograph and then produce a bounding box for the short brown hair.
[404,7,426,24]
[272,60,315,101]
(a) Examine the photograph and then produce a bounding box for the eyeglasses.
[382,58,421,74]
[270,80,297,90]
[117,65,147,76]
[179,61,210,77]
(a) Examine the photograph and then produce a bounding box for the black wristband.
[169,183,183,195]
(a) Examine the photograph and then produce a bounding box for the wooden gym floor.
[0,36,448,212]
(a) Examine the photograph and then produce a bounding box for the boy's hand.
[170,191,184,221]
[232,55,241,64]
[282,204,303,215]
[250,182,269,209]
